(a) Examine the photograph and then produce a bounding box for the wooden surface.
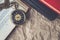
[6,0,60,40]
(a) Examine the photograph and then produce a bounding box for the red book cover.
[39,0,60,14]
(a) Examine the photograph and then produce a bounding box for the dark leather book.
[22,0,58,20]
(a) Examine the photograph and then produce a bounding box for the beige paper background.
[6,0,60,40]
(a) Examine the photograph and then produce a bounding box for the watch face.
[0,0,29,40]
[40,0,60,14]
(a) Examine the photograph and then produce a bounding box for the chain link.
[0,0,19,10]
[10,2,19,10]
